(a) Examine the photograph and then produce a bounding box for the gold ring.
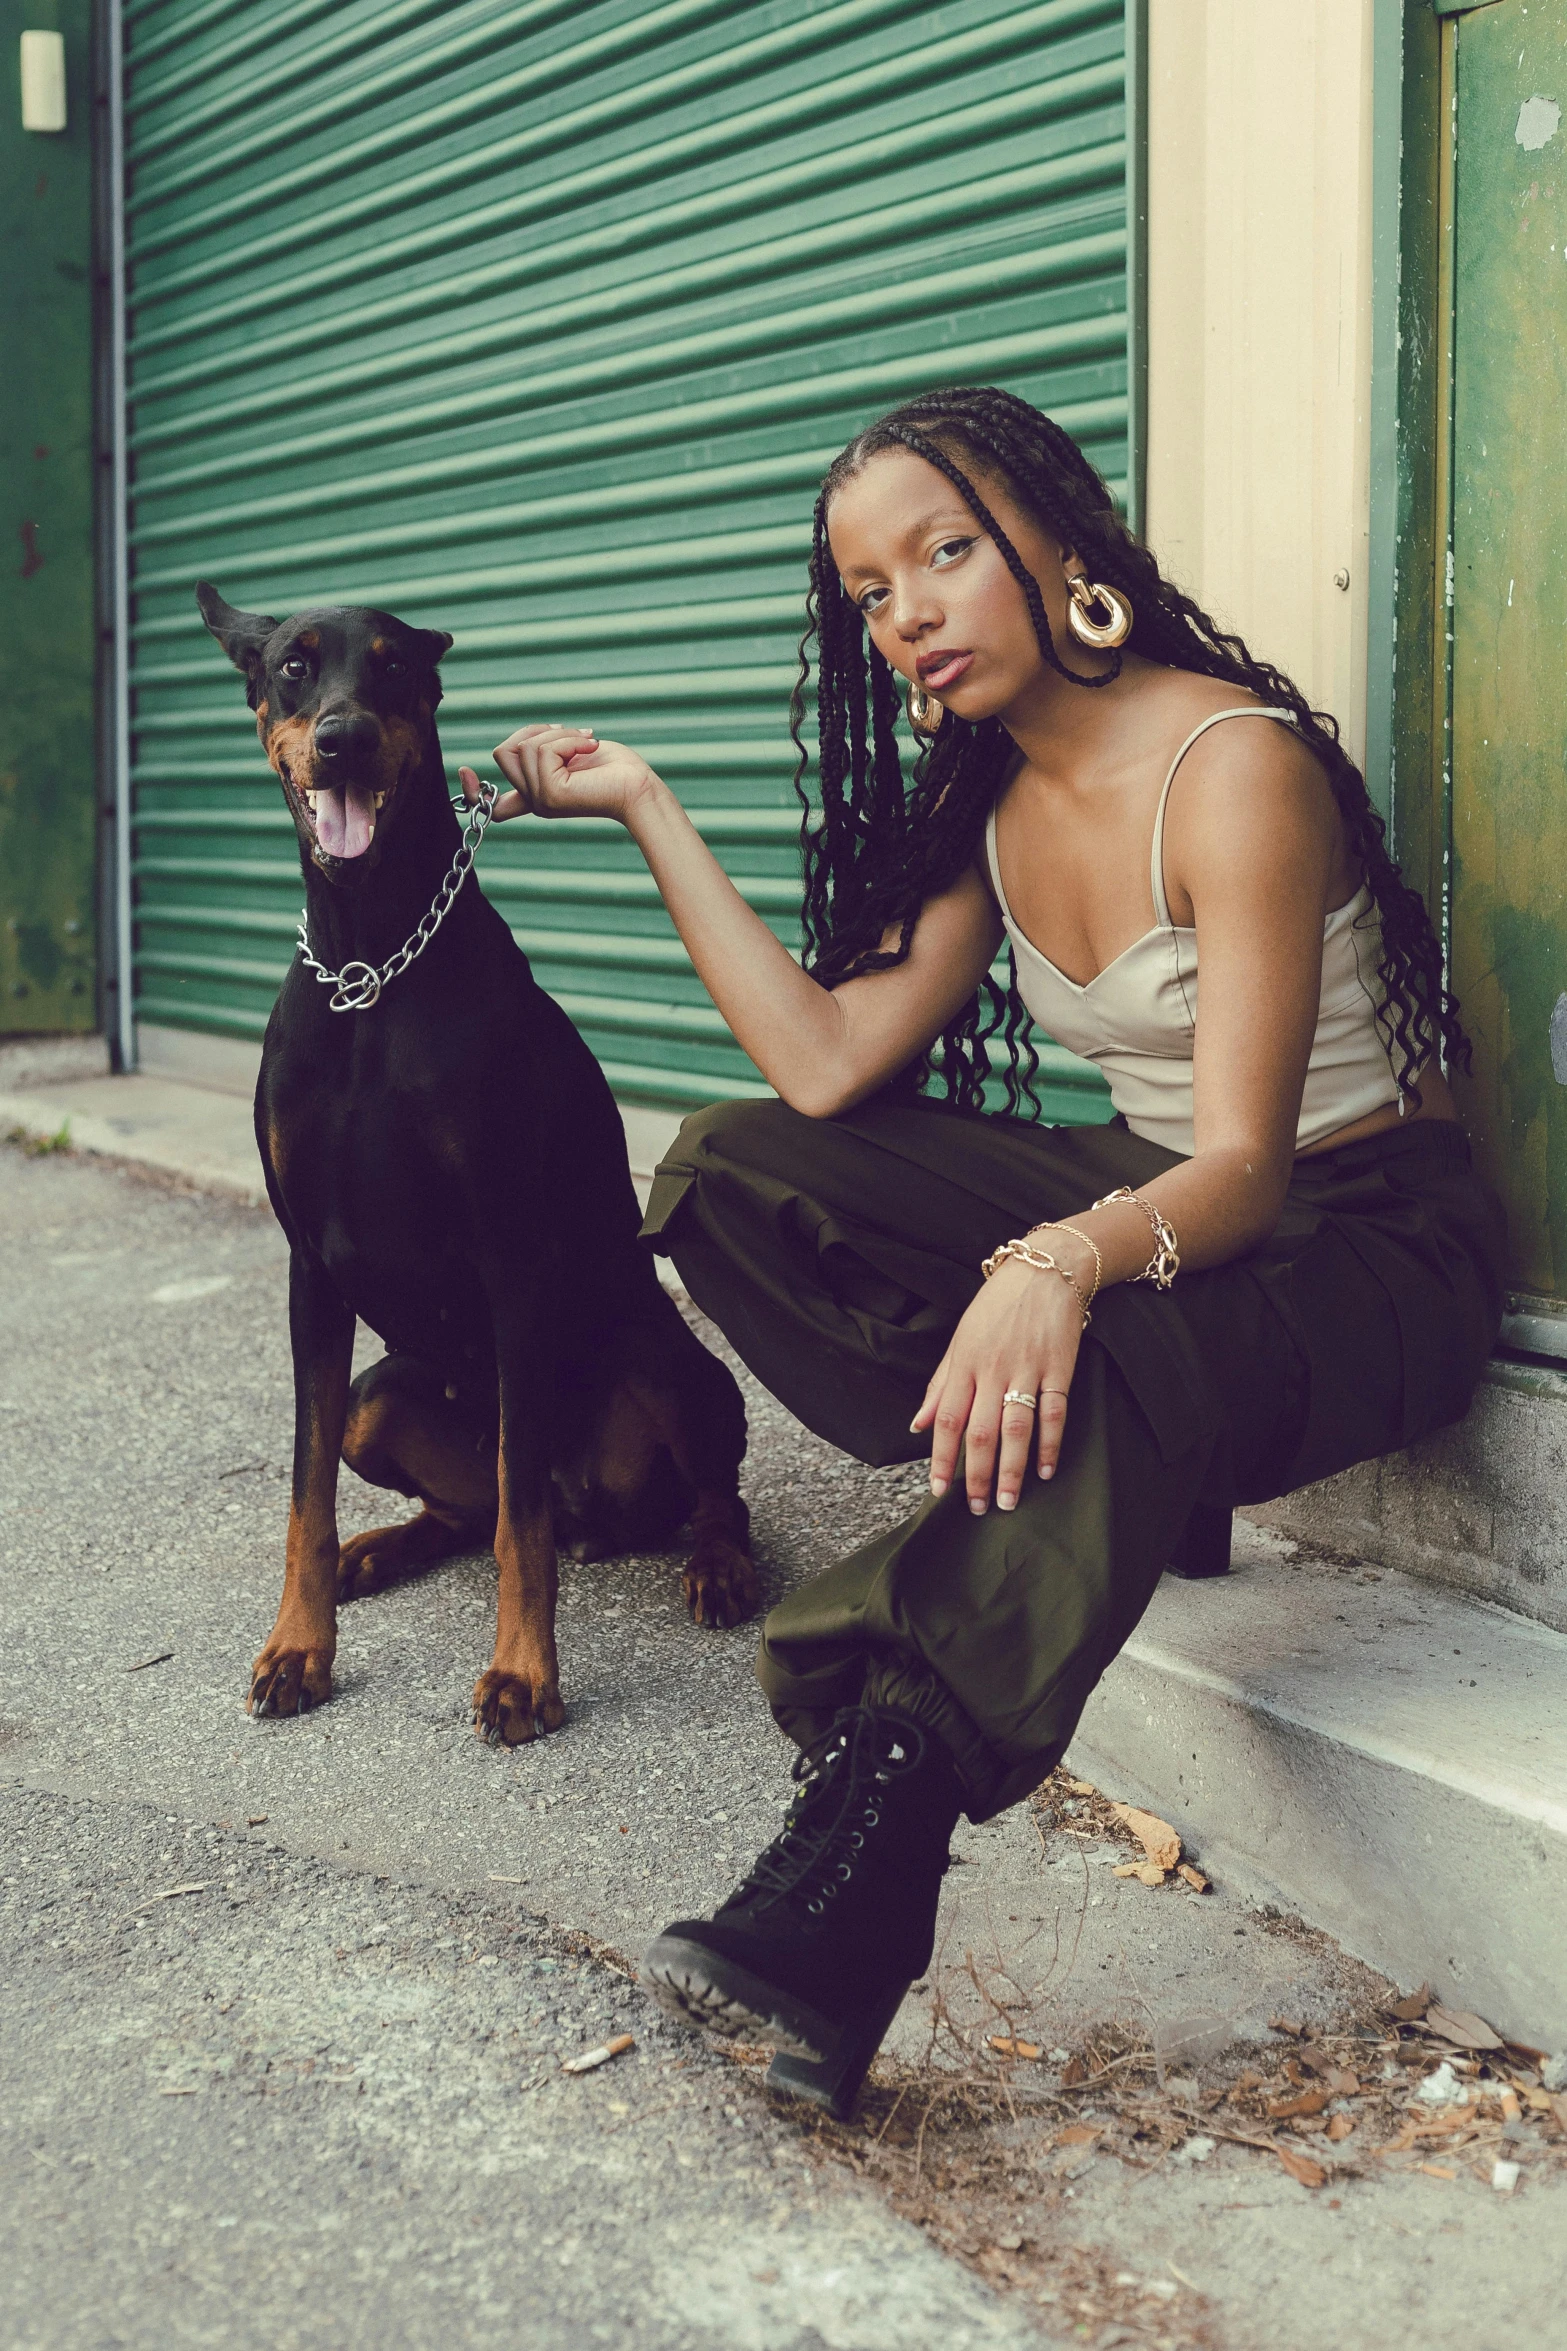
[1002,1388,1038,1411]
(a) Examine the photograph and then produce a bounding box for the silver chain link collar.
[296,783,498,1013]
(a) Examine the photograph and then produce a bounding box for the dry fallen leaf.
[1269,2017,1305,2039]
[1111,1804,1182,1872]
[1327,2114,1355,2142]
[561,2034,635,2076]
[1388,1985,1433,2023]
[1423,2003,1505,2052]
[988,2036,1043,2061]
[1055,2124,1098,2147]
[1112,1860,1169,1888]
[1551,2094,1567,2133]
[1275,2145,1328,2189]
[1061,2055,1087,2087]
[1066,1778,1096,1796]
[1268,2089,1332,2120]
[1177,1862,1210,1892]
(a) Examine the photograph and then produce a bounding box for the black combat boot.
[642,1706,964,2118]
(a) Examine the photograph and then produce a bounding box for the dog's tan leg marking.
[679,1491,759,1630]
[337,1382,495,1601]
[627,1377,759,1630]
[250,1257,354,1719]
[473,1419,563,1746]
[336,1505,484,1603]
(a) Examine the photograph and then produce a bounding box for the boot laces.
[727,1716,920,1918]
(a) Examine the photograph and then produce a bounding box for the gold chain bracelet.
[1026,1219,1103,1306]
[1089,1186,1180,1289]
[980,1237,1093,1326]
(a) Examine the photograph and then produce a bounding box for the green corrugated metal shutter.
[123,0,1129,1121]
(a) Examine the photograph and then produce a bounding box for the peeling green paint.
[0,0,98,1033]
[1449,0,1567,1294]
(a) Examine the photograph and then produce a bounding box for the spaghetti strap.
[1149,706,1296,928]
[984,804,1017,926]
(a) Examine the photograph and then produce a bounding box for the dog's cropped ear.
[196,582,279,709]
[416,627,454,665]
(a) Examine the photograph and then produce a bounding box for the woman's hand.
[911,1258,1085,1513]
[458,724,664,826]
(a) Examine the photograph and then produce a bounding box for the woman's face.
[824,445,1081,724]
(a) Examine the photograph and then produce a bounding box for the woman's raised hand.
[910,1257,1085,1513]
[458,724,663,825]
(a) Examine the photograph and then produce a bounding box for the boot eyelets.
[848,1831,864,1849]
[835,1862,853,1881]
[807,1898,824,1915]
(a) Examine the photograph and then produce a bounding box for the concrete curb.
[1072,1526,1567,2049]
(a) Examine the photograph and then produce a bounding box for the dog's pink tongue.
[314,785,375,860]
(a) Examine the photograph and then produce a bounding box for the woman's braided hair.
[788,383,1466,1117]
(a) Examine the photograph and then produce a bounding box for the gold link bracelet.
[1090,1185,1180,1289]
[979,1237,1094,1326]
[1026,1219,1103,1306]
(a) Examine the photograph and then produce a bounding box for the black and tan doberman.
[197,583,757,1743]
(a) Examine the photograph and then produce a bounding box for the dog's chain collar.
[296,784,498,1013]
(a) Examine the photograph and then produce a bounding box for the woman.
[461,386,1503,2113]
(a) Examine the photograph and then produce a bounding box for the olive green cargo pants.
[642,1098,1502,1820]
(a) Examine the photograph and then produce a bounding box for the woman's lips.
[917,650,973,692]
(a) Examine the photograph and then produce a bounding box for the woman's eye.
[857,586,889,615]
[930,537,973,569]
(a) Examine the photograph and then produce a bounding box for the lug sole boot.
[643,1706,963,2119]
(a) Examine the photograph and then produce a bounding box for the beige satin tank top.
[984,707,1403,1158]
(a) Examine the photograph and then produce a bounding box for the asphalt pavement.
[3,1139,1563,2351]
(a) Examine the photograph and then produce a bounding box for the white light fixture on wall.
[20,29,67,133]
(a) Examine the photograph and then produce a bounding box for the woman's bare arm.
[463,725,1003,1118]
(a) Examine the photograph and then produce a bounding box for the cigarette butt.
[561,2034,635,2075]
[1499,2088,1522,2122]
[1178,1862,1211,1892]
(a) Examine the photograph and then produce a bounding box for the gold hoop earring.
[1065,574,1133,650]
[906,679,945,736]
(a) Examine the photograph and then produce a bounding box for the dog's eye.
[280,656,309,679]
[382,656,407,677]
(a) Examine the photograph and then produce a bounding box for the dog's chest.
[267,1066,501,1363]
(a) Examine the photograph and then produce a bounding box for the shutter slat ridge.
[124,0,1124,1123]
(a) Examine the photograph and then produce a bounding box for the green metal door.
[2,0,97,1033]
[122,0,1135,1119]
[1445,0,1567,1301]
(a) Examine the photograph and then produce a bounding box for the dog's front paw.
[248,1638,333,1719]
[472,1665,565,1747]
[682,1539,761,1631]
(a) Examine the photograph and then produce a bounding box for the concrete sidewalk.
[5,1135,1566,2351]
[3,1029,1563,2056]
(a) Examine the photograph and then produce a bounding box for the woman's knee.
[663,1095,817,1182]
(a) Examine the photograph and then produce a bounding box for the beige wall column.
[1145,0,1376,763]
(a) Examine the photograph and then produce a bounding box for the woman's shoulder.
[1140,670,1323,799]
[1147,673,1343,901]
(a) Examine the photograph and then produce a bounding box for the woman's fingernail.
[969,1498,986,1516]
[998,1493,1016,1512]
[909,1419,922,1433]
[930,1477,947,1498]
[1040,1465,1054,1481]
